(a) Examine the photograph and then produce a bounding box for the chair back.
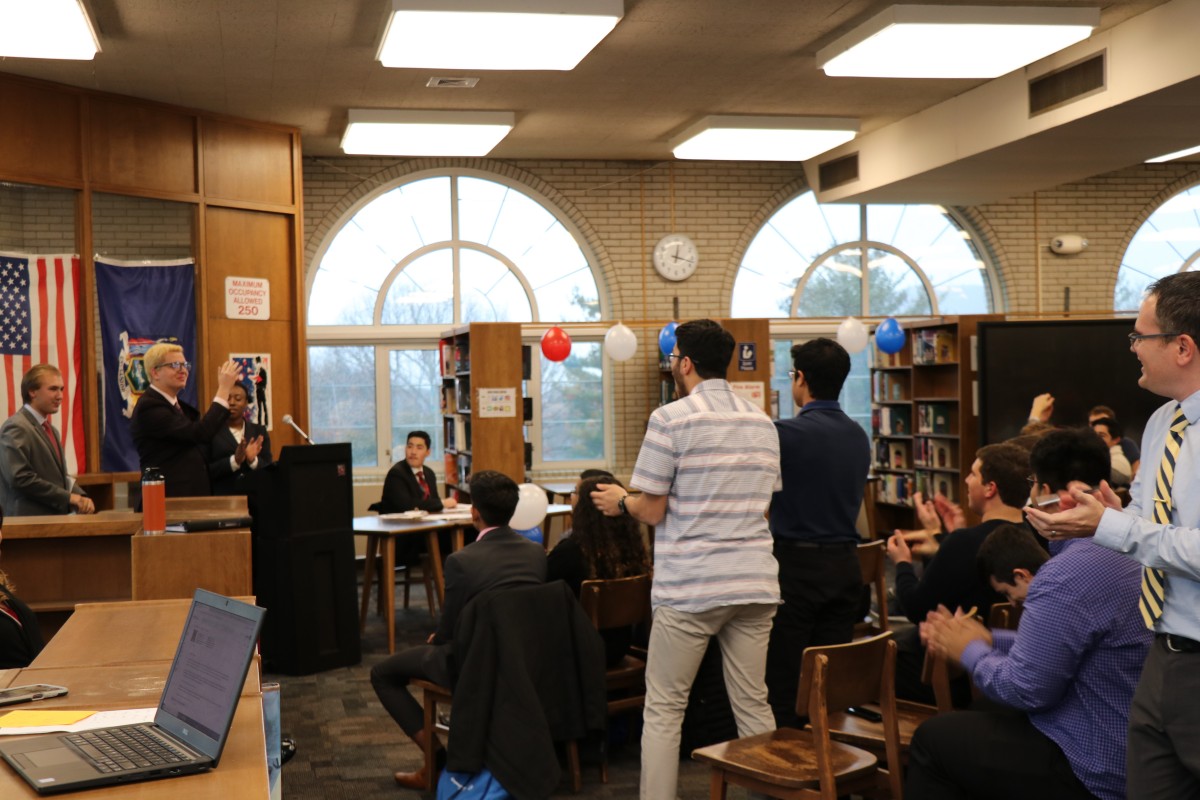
[856,540,889,633]
[988,601,1022,630]
[579,574,651,630]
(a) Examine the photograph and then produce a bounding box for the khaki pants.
[640,603,777,800]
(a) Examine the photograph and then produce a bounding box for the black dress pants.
[1126,636,1200,800]
[765,540,861,728]
[905,709,1097,800]
[370,643,450,737]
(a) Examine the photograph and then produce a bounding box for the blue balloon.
[875,317,906,355]
[515,526,543,545]
[658,322,678,356]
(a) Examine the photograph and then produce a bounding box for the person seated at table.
[906,427,1151,800]
[378,430,458,514]
[0,505,45,669]
[206,382,272,496]
[548,475,650,667]
[370,470,545,790]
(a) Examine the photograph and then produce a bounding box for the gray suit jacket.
[0,407,80,516]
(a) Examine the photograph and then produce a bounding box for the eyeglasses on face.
[1128,332,1181,346]
[158,361,192,372]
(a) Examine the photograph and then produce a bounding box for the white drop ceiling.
[2,0,1196,204]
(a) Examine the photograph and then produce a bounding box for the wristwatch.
[617,494,629,516]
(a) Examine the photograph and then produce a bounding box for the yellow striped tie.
[1140,404,1190,628]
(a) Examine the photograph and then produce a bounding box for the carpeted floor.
[265,577,730,800]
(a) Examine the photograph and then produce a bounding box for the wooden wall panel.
[0,77,82,184]
[202,119,295,206]
[88,98,198,195]
[204,207,302,446]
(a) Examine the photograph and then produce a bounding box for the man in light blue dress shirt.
[1027,271,1200,798]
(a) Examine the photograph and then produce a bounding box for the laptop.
[0,589,266,795]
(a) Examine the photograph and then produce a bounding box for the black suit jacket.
[206,422,273,495]
[129,388,228,497]
[0,585,45,669]
[379,462,445,513]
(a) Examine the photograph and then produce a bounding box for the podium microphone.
[282,414,315,444]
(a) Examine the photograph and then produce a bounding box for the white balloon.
[510,483,550,530]
[604,323,638,361]
[836,316,869,354]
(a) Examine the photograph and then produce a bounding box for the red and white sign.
[225,277,271,320]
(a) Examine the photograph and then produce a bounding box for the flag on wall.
[95,258,198,472]
[0,252,84,475]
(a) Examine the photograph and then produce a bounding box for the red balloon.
[541,326,572,362]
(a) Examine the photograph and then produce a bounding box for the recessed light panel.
[341,110,515,156]
[818,5,1099,79]
[671,116,859,162]
[0,0,100,60]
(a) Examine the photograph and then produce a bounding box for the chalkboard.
[977,319,1167,447]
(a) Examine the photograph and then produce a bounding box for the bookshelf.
[655,318,772,414]
[439,322,531,495]
[869,314,1001,534]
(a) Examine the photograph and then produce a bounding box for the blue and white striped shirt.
[630,379,781,613]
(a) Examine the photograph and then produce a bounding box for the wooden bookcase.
[439,322,530,494]
[869,314,1001,534]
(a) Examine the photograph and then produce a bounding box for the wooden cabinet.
[655,318,772,414]
[440,323,529,493]
[870,314,1000,533]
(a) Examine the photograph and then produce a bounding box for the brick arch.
[303,158,619,315]
[721,176,812,316]
[1116,169,1200,265]
[954,205,1011,312]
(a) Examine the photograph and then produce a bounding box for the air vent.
[426,77,480,89]
[818,153,859,191]
[1029,52,1105,116]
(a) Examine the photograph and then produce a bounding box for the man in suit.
[129,343,241,497]
[378,430,458,513]
[370,469,545,789]
[207,382,271,495]
[0,364,94,516]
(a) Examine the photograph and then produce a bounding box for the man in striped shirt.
[592,319,781,800]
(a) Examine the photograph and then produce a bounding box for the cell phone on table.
[0,684,69,707]
[845,705,883,723]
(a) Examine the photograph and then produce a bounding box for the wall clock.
[653,234,699,282]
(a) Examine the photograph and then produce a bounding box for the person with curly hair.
[548,475,650,667]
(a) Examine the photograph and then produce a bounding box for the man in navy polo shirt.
[765,337,870,727]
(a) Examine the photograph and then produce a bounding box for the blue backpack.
[436,767,510,800]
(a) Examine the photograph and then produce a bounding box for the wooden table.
[538,481,578,503]
[354,505,572,653]
[0,598,268,800]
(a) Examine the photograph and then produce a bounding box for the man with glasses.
[1027,271,1200,797]
[764,337,870,727]
[130,343,241,497]
[591,319,780,800]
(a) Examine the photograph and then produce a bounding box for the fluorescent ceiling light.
[671,116,859,162]
[341,110,515,156]
[817,5,1098,79]
[0,0,100,60]
[1146,144,1200,163]
[378,0,623,71]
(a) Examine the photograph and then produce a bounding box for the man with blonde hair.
[129,343,241,496]
[0,364,94,515]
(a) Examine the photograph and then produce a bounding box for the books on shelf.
[912,328,957,365]
[872,405,911,436]
[875,347,905,368]
[917,402,952,434]
[874,440,910,470]
[913,437,955,469]
[915,469,958,502]
[872,371,908,402]
[878,473,913,505]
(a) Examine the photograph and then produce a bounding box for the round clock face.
[653,234,699,282]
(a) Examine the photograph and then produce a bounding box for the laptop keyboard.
[66,726,192,774]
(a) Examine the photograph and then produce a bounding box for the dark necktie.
[416,470,430,500]
[42,419,62,464]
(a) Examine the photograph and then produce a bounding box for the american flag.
[0,253,84,475]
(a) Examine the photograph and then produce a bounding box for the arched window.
[307,171,605,470]
[733,191,998,424]
[1115,183,1200,311]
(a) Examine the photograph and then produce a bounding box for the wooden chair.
[578,574,652,782]
[855,540,890,637]
[692,632,903,800]
[988,601,1022,631]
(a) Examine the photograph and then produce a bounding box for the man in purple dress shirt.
[906,428,1151,800]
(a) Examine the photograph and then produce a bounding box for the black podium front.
[250,443,361,674]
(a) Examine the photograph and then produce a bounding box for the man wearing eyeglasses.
[1026,271,1200,798]
[130,342,241,497]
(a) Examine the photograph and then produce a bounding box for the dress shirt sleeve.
[1096,507,1200,581]
[960,565,1092,712]
[630,410,674,495]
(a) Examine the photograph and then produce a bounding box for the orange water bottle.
[141,467,166,535]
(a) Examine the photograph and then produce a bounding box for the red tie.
[416,470,430,500]
[43,419,62,463]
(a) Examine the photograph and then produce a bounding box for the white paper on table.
[0,708,156,736]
